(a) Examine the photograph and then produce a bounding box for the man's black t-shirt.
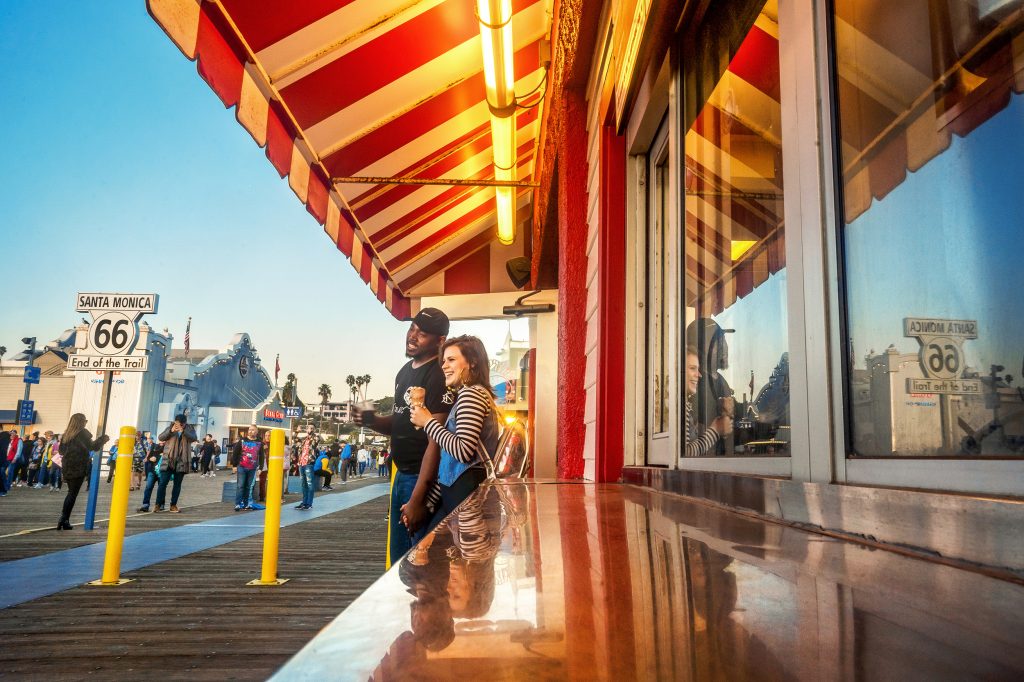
[391,359,454,474]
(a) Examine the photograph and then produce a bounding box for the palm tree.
[346,374,356,402]
[360,374,372,401]
[283,372,298,406]
[318,383,332,405]
[354,375,365,401]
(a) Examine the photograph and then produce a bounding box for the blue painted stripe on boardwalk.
[0,484,388,609]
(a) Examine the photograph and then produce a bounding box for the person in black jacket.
[57,413,109,530]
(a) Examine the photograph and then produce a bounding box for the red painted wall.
[556,89,589,480]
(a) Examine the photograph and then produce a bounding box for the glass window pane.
[834,0,1024,457]
[681,0,790,459]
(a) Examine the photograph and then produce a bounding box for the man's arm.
[402,411,445,530]
[358,414,393,435]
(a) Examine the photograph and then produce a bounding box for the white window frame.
[672,4,797,479]
[806,0,1024,497]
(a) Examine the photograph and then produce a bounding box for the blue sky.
[844,95,1024,377]
[0,3,515,403]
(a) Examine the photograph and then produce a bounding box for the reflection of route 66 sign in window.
[903,317,977,381]
[89,312,138,356]
[239,355,249,378]
[919,336,962,379]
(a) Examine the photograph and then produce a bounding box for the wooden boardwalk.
[0,477,391,680]
[0,470,387,561]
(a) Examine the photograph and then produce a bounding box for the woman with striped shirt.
[409,335,499,523]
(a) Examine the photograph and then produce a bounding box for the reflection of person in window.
[686,318,735,454]
[684,348,733,457]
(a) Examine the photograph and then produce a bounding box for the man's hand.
[400,500,429,532]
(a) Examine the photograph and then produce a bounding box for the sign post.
[69,293,158,531]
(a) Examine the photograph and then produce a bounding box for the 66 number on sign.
[919,335,962,380]
[89,311,137,356]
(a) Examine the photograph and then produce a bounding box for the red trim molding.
[596,122,626,483]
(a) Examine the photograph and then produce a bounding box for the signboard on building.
[23,366,40,384]
[284,406,303,418]
[17,399,34,425]
[70,292,159,372]
[263,408,284,423]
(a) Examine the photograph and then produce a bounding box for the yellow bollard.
[385,459,397,570]
[248,428,288,586]
[88,426,136,586]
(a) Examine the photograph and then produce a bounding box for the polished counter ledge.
[273,481,1024,681]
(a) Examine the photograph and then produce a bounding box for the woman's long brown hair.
[442,335,496,397]
[62,413,87,444]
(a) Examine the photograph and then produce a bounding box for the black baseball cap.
[412,307,450,337]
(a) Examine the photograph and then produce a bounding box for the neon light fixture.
[477,0,517,246]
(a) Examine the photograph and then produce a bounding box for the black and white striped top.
[683,394,720,458]
[423,384,494,464]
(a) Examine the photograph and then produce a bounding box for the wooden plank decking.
[0,478,391,680]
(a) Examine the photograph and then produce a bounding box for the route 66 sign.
[903,317,977,381]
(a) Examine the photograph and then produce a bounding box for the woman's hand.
[408,404,431,429]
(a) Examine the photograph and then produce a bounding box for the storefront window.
[834,0,1024,457]
[681,0,790,459]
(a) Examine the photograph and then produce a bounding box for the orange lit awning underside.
[148,0,551,319]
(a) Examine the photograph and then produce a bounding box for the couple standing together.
[356,308,499,563]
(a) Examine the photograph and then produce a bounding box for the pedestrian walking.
[339,441,352,484]
[357,446,369,477]
[130,432,146,490]
[28,434,46,488]
[154,414,196,513]
[199,435,215,476]
[0,428,10,496]
[231,426,264,511]
[355,307,455,562]
[7,431,33,487]
[377,450,387,478]
[48,435,63,491]
[137,440,163,512]
[328,441,340,479]
[38,431,55,489]
[105,441,118,484]
[295,429,318,510]
[56,413,109,530]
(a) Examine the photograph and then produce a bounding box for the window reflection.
[835,0,1024,457]
[681,0,790,458]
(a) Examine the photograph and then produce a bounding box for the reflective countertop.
[273,482,1024,680]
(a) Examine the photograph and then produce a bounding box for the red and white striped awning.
[148,0,552,319]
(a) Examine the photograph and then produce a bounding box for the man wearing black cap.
[356,307,454,562]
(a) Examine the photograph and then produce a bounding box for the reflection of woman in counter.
[445,485,501,618]
[409,335,499,521]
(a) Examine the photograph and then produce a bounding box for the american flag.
[184,317,191,354]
